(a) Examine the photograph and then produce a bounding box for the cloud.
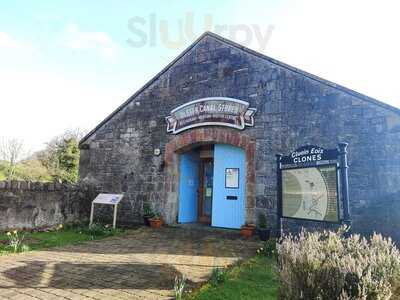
[63,24,118,63]
[0,32,33,50]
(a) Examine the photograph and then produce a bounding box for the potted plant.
[143,203,154,226]
[240,223,256,238]
[257,212,270,241]
[149,212,162,229]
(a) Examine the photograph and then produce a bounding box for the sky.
[1,0,399,152]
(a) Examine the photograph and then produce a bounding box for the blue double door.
[178,144,246,229]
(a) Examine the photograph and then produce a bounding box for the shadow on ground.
[2,261,196,290]
[41,226,258,257]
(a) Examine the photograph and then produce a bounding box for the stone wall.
[79,33,400,241]
[0,181,94,231]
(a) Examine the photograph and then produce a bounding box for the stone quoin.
[79,32,400,240]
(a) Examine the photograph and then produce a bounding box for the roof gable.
[80,31,400,145]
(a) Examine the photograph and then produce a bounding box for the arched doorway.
[164,127,256,227]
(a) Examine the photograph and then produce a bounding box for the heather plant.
[278,226,400,299]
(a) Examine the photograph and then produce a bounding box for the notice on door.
[225,168,239,188]
[282,164,339,222]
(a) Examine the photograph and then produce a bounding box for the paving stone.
[0,226,260,299]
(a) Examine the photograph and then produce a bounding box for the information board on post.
[93,194,123,205]
[90,193,124,229]
[276,144,350,238]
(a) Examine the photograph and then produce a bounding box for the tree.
[0,129,85,183]
[0,138,27,180]
[37,129,85,183]
[18,159,52,182]
[55,138,80,183]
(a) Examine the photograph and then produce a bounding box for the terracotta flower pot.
[240,225,256,238]
[240,228,253,238]
[149,219,162,229]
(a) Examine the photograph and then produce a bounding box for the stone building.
[79,32,400,239]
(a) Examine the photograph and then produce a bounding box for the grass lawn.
[187,255,278,300]
[0,223,124,255]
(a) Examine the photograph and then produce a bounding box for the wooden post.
[113,204,118,229]
[89,202,94,227]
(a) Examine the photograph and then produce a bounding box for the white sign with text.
[93,193,124,205]
[90,193,124,229]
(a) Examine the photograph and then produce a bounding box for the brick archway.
[163,127,256,225]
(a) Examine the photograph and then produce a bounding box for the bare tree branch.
[0,138,27,180]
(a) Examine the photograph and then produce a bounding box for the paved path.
[0,226,261,299]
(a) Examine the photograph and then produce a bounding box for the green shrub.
[257,239,277,257]
[210,267,226,286]
[258,212,268,229]
[151,211,161,220]
[81,223,120,238]
[278,226,400,299]
[143,202,154,218]
[20,244,30,252]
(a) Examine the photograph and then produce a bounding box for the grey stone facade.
[79,32,400,241]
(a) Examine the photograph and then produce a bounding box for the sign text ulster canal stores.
[166,97,256,134]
